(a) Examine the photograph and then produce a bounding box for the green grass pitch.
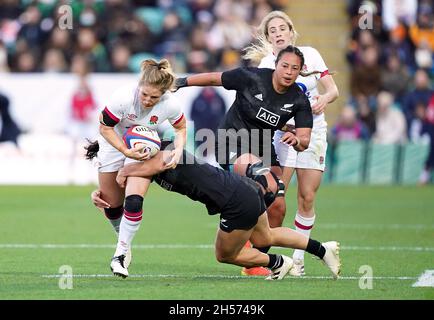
[0,185,433,300]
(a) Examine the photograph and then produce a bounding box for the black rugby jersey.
[221,67,312,133]
[153,150,247,215]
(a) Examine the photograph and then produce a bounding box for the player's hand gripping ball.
[123,125,161,157]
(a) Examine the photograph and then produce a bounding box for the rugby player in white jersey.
[244,11,339,276]
[85,59,186,277]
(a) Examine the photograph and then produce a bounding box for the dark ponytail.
[84,139,99,160]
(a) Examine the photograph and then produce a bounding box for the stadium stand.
[0,0,433,185]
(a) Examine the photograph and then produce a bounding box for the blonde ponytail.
[243,36,273,64]
[139,59,176,92]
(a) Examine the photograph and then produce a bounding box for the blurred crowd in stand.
[0,0,286,74]
[331,0,434,183]
[0,0,433,183]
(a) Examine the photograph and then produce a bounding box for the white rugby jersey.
[258,46,329,130]
[102,83,184,137]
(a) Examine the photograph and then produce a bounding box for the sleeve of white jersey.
[166,97,185,126]
[307,47,328,80]
[103,88,128,121]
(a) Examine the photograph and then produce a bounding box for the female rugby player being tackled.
[85,59,186,270]
[175,45,312,276]
[90,142,341,280]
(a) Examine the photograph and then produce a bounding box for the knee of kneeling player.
[124,194,144,213]
[267,199,286,222]
[215,250,237,264]
[251,235,272,248]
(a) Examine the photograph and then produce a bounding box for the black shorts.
[219,177,267,233]
[215,137,280,171]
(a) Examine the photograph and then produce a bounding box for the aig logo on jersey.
[256,107,280,126]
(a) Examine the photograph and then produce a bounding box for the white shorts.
[96,138,140,173]
[273,128,327,171]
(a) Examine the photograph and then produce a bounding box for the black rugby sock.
[254,245,271,254]
[267,254,283,269]
[305,239,326,259]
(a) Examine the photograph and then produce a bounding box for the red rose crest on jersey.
[149,115,159,125]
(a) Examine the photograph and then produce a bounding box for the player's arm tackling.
[164,116,187,169]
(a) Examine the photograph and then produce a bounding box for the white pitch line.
[204,223,434,231]
[41,274,418,280]
[412,270,434,287]
[0,244,212,249]
[1,244,433,252]
[342,246,434,252]
[319,223,434,230]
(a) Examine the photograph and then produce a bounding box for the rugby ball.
[123,125,161,157]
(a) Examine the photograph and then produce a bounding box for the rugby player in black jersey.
[175,45,312,276]
[90,142,341,280]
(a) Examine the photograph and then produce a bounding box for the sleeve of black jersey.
[221,68,246,91]
[294,96,313,129]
